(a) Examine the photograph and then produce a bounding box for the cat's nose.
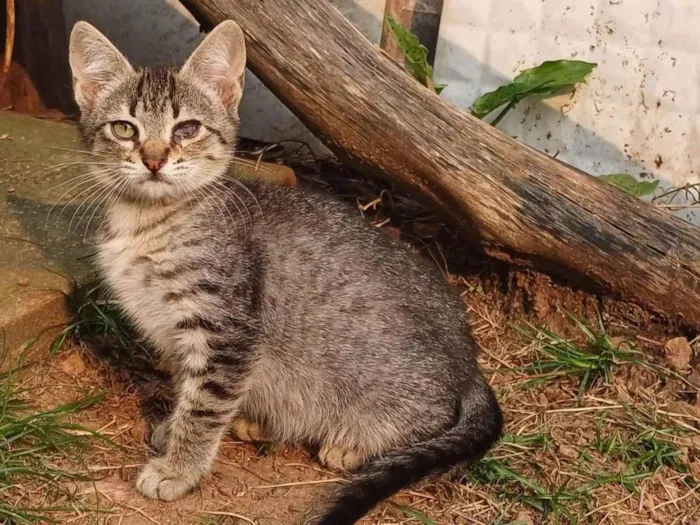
[140,140,170,173]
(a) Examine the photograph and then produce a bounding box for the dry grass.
[453,308,700,525]
[0,346,107,524]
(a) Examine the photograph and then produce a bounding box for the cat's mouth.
[139,172,172,185]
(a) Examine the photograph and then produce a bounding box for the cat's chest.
[98,235,187,347]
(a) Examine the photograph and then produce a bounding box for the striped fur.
[69,20,502,523]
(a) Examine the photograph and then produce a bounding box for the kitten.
[68,20,502,524]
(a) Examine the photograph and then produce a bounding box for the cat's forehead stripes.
[129,68,180,120]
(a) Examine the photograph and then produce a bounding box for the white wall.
[435,0,700,223]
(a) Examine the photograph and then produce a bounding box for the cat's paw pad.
[136,457,199,501]
[232,418,265,442]
[149,421,170,454]
[318,445,364,471]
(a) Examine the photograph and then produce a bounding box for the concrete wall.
[435,0,700,223]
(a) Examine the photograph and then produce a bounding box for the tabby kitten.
[68,20,502,524]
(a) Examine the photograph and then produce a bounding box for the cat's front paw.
[136,457,200,501]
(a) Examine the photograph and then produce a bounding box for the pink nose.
[142,156,167,173]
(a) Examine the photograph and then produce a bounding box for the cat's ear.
[69,22,133,111]
[181,20,246,111]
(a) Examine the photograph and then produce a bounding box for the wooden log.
[0,0,73,115]
[182,0,700,328]
[0,0,15,93]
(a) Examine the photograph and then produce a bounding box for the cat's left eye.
[173,121,201,140]
[111,121,137,140]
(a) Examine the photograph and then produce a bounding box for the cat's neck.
[104,198,187,240]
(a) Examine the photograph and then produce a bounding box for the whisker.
[82,178,128,242]
[70,180,118,234]
[199,184,237,240]
[175,179,213,236]
[98,178,131,234]
[45,174,115,226]
[230,156,274,174]
[34,160,121,176]
[175,154,274,175]
[54,178,110,225]
[208,180,250,241]
[49,147,112,158]
[209,183,252,242]
[47,172,97,192]
[211,178,253,221]
[189,184,213,236]
[47,166,120,191]
[218,175,263,217]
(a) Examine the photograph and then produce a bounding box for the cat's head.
[69,20,246,204]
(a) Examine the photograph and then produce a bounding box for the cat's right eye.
[111,121,137,140]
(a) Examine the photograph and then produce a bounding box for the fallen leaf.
[61,352,87,376]
[510,511,534,525]
[690,435,700,450]
[532,289,551,319]
[557,444,579,460]
[472,60,596,119]
[688,370,700,389]
[600,173,659,197]
[128,418,148,441]
[642,491,657,510]
[667,400,700,419]
[664,337,693,371]
[612,460,627,473]
[690,460,700,481]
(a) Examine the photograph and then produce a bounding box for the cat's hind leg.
[318,444,366,471]
[232,417,267,442]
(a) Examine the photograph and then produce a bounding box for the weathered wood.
[182,0,700,328]
[0,0,73,114]
[0,0,15,93]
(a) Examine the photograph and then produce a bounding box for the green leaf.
[387,17,444,94]
[599,174,660,197]
[471,60,597,119]
[390,503,437,525]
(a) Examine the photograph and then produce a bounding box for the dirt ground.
[8,156,700,524]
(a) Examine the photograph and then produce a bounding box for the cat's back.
[251,182,451,296]
[245,182,473,363]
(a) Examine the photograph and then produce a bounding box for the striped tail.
[317,381,503,525]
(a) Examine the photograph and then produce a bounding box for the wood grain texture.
[0,0,15,92]
[182,0,700,328]
[0,0,73,114]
